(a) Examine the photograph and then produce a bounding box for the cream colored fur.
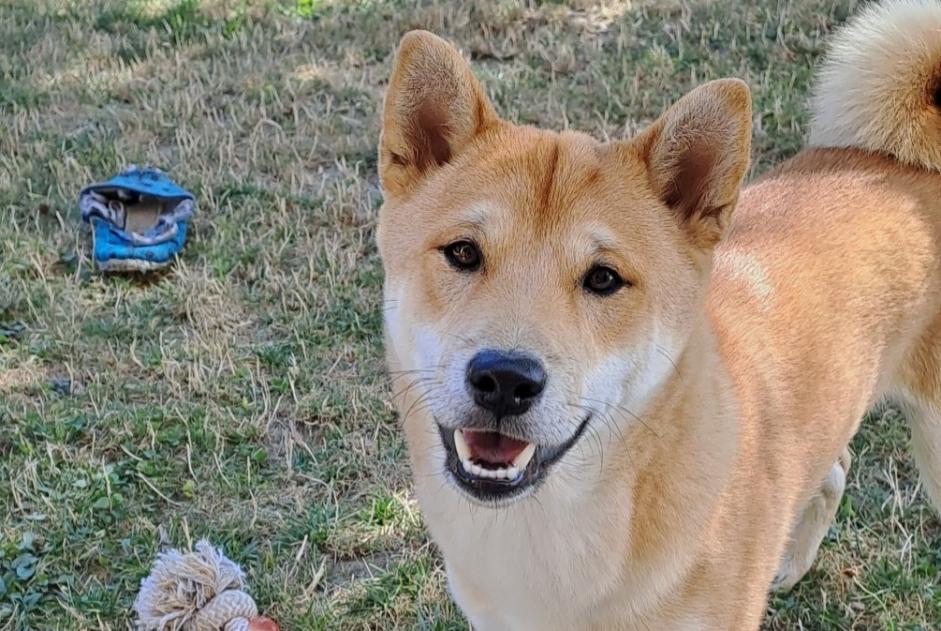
[809,0,941,171]
[772,449,851,592]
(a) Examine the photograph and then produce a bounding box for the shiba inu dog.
[376,0,941,628]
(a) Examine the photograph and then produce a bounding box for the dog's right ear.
[379,31,499,201]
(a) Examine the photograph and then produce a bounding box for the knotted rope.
[133,539,268,631]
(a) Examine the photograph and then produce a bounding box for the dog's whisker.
[655,344,681,376]
[390,377,433,402]
[580,396,660,439]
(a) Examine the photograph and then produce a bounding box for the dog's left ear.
[628,79,752,249]
[379,30,500,201]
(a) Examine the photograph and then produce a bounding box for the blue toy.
[79,166,195,271]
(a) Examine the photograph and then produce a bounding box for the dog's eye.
[442,240,482,271]
[583,265,624,296]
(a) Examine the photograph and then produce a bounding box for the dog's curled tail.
[808,0,941,172]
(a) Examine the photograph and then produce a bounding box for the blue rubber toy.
[79,166,195,271]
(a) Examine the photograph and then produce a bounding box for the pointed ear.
[631,79,752,248]
[379,30,499,201]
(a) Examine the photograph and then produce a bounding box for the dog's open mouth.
[437,414,591,502]
[455,429,536,481]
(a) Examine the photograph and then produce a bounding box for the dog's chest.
[418,479,635,629]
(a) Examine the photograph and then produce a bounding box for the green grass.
[0,0,938,628]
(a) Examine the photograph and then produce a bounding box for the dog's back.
[698,0,941,611]
[821,0,941,515]
[713,0,941,518]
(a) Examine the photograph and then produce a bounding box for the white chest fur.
[412,449,668,630]
[419,479,622,628]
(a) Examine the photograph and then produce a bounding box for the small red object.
[248,616,280,631]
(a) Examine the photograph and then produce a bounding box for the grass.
[0,0,938,628]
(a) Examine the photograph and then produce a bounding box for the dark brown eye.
[442,240,482,271]
[583,265,624,296]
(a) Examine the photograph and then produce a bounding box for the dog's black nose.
[466,350,547,417]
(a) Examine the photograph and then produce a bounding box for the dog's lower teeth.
[459,458,521,480]
[502,466,520,480]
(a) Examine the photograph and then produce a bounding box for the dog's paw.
[770,562,802,593]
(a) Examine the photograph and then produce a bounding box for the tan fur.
[809,0,941,172]
[377,2,941,628]
[771,448,850,592]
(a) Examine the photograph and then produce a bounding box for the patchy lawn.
[1,0,938,629]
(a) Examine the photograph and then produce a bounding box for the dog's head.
[378,31,751,505]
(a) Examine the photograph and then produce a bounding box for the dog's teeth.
[454,429,472,462]
[454,430,533,480]
[460,465,521,480]
[512,443,536,469]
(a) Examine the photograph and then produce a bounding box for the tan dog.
[377,0,941,628]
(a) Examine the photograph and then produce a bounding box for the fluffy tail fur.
[808,0,941,172]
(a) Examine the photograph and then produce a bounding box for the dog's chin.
[435,414,592,507]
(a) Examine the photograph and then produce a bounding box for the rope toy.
[133,539,279,631]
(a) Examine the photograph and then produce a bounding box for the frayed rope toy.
[134,539,279,631]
